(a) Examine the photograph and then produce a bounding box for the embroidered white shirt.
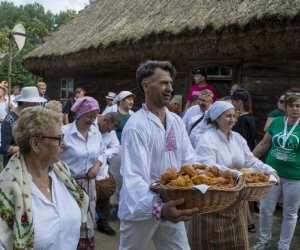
[118,105,197,221]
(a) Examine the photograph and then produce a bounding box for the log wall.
[241,52,300,139]
[44,51,300,141]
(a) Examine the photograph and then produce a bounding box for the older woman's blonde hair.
[13,106,62,154]
[45,100,63,113]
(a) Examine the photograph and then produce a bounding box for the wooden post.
[7,33,12,102]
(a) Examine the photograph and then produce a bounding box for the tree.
[0,1,78,87]
[54,10,76,31]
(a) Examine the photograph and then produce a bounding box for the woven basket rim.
[151,175,245,192]
[244,181,274,187]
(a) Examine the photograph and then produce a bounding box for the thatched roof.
[24,0,300,73]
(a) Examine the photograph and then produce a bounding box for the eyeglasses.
[286,92,300,97]
[40,134,64,145]
[287,104,300,109]
[278,100,285,104]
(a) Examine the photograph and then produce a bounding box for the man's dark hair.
[75,87,85,95]
[192,68,207,78]
[13,85,21,90]
[136,60,176,91]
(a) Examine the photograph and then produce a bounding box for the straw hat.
[105,92,117,100]
[18,87,47,103]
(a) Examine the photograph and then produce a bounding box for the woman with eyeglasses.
[60,96,106,250]
[0,106,89,250]
[264,93,286,132]
[252,88,300,250]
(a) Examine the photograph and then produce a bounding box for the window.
[61,78,74,103]
[200,65,232,80]
[190,60,241,98]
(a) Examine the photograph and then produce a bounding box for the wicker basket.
[237,182,274,201]
[150,176,245,214]
[96,173,116,199]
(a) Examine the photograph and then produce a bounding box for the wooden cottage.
[23,0,300,136]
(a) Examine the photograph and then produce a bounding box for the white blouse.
[30,171,81,250]
[61,122,106,178]
[118,105,197,221]
[182,105,202,132]
[97,130,120,180]
[195,128,275,174]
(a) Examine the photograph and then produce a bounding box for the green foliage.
[0,1,77,87]
[54,9,76,31]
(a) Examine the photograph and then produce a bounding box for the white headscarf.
[112,91,134,105]
[206,101,234,121]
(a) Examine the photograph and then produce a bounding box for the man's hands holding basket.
[161,198,199,223]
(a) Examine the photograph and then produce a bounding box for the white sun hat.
[112,91,134,105]
[105,92,117,100]
[17,86,47,103]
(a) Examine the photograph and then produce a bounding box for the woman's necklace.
[282,117,300,148]
[32,175,51,193]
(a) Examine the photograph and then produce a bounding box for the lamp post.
[7,23,42,101]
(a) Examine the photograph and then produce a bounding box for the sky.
[12,0,90,14]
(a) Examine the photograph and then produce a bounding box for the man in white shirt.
[10,85,21,108]
[188,90,214,148]
[118,60,199,250]
[103,90,135,143]
[182,89,213,133]
[95,112,121,236]
[102,92,117,114]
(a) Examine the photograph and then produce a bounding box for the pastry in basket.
[207,166,220,177]
[192,163,207,170]
[202,171,215,178]
[168,175,193,187]
[238,168,269,183]
[191,174,226,186]
[159,168,178,185]
[159,165,238,187]
[180,164,198,177]
[220,170,236,180]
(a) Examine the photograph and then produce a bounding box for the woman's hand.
[269,172,280,185]
[86,160,101,179]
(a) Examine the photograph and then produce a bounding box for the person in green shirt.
[252,88,300,250]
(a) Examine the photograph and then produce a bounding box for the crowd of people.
[0,60,299,250]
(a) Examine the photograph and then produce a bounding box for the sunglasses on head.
[286,92,300,97]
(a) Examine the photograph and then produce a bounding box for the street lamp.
[8,23,43,101]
